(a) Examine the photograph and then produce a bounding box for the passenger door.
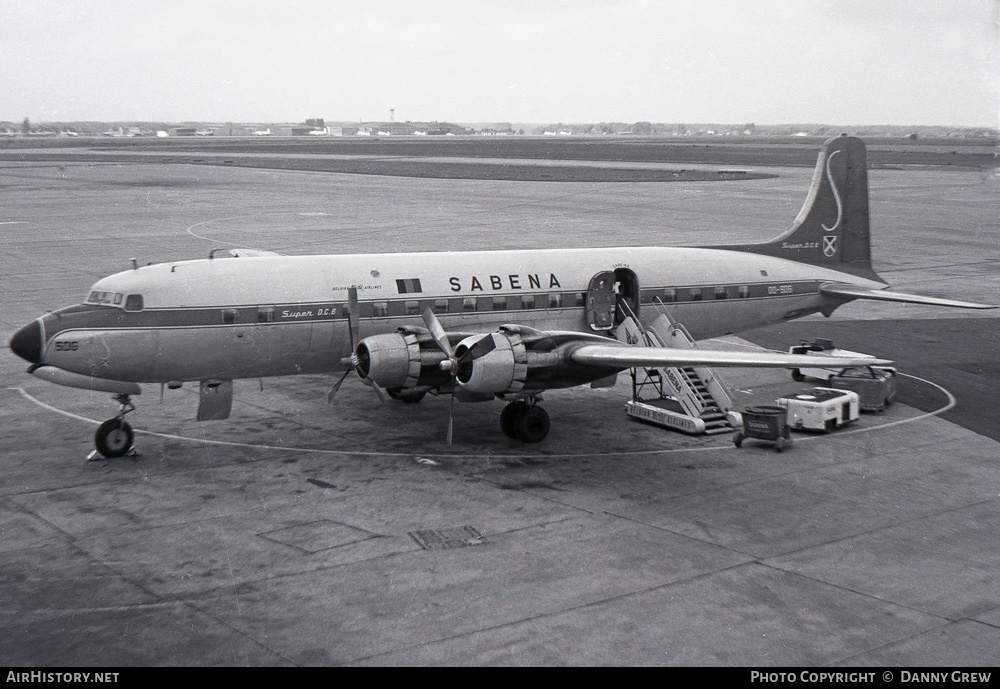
[586,271,616,331]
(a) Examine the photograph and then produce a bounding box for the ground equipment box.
[733,405,792,452]
[827,366,897,412]
[777,387,860,432]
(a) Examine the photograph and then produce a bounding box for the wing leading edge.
[569,344,892,370]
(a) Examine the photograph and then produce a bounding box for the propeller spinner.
[328,286,387,403]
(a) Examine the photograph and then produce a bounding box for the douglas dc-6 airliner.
[9,136,994,457]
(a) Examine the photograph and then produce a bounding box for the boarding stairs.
[615,299,734,435]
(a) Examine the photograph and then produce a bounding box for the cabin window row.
[387,293,573,317]
[649,285,750,304]
[234,293,587,324]
[228,285,767,324]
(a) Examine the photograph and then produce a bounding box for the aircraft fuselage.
[23,246,881,385]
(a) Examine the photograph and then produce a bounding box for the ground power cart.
[777,387,860,432]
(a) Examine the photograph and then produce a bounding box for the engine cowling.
[455,332,528,394]
[354,333,448,390]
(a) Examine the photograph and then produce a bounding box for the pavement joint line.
[826,618,975,667]
[0,581,301,668]
[345,558,759,666]
[756,560,955,622]
[163,584,298,668]
[972,615,1000,631]
[757,493,1000,573]
[470,470,759,559]
[118,538,429,598]
[0,600,180,618]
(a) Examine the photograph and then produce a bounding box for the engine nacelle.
[455,332,528,394]
[354,333,447,390]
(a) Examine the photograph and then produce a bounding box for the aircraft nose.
[10,320,43,364]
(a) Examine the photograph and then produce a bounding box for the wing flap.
[569,344,892,370]
[820,282,997,309]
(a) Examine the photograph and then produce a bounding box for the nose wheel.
[90,394,138,460]
[499,399,550,443]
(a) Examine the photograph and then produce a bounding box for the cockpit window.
[87,291,124,306]
[124,294,144,312]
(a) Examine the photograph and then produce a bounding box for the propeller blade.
[347,286,360,349]
[421,307,454,358]
[327,369,351,402]
[446,385,455,445]
[419,307,467,444]
[361,375,388,404]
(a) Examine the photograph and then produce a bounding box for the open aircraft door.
[586,271,616,331]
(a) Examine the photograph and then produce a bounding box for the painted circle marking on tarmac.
[185,215,263,249]
[7,371,957,460]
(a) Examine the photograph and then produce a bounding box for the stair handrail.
[650,296,734,414]
[618,299,663,347]
[651,297,698,347]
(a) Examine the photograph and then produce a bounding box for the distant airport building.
[269,124,325,136]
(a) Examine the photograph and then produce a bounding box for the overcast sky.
[2,0,997,126]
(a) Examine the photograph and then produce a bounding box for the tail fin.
[718,135,885,283]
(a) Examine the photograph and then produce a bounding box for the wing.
[568,343,893,370]
[820,282,997,310]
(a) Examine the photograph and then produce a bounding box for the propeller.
[421,308,497,444]
[328,286,387,403]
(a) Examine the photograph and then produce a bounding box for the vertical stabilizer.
[716,136,885,282]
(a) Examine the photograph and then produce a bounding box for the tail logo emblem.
[822,150,843,233]
[823,235,837,257]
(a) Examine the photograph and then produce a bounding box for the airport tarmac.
[0,155,997,666]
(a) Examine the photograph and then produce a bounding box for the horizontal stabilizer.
[569,344,892,370]
[820,283,997,310]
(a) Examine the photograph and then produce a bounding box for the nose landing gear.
[90,393,138,460]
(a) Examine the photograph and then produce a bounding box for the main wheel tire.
[95,419,134,458]
[791,369,805,382]
[733,431,745,448]
[499,402,526,438]
[388,388,426,403]
[514,405,550,443]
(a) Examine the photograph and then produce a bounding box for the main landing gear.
[499,398,550,443]
[91,393,138,460]
[386,387,427,404]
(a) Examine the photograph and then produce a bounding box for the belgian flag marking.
[396,278,422,294]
